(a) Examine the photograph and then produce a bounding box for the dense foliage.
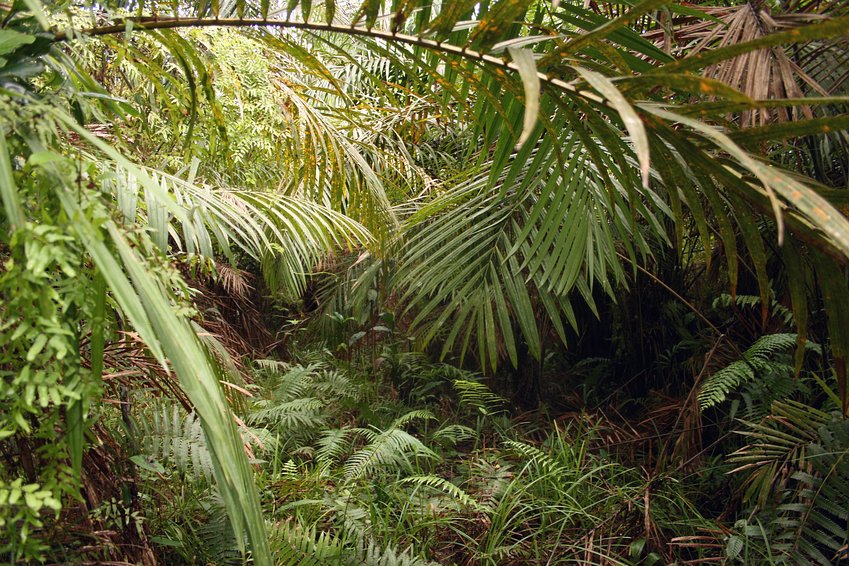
[1,0,848,563]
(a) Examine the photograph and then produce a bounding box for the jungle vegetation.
[1,0,849,563]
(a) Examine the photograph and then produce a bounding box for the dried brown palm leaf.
[215,262,254,299]
[642,2,849,127]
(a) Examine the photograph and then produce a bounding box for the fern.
[268,522,347,566]
[137,403,215,482]
[344,428,438,481]
[352,537,438,566]
[712,294,795,327]
[342,412,440,480]
[253,358,291,373]
[312,369,360,403]
[317,427,355,469]
[391,409,435,429]
[268,520,438,566]
[254,361,360,404]
[271,363,325,401]
[249,397,326,430]
[193,504,242,565]
[279,459,299,479]
[430,423,476,447]
[504,440,570,479]
[698,333,812,411]
[397,475,482,511]
[453,379,506,416]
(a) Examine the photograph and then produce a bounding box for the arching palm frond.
[394,137,665,370]
[68,25,417,241]
[730,400,849,564]
[50,0,847,396]
[110,165,370,259]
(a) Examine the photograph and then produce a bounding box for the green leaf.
[817,254,849,414]
[576,66,650,187]
[0,29,36,57]
[726,536,743,560]
[107,222,271,563]
[67,400,83,478]
[556,0,670,57]
[508,47,540,149]
[427,0,478,39]
[0,133,24,232]
[782,240,808,375]
[130,455,167,474]
[619,74,754,104]
[26,334,48,361]
[730,115,849,148]
[470,0,534,50]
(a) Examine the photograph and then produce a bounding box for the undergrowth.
[120,349,724,565]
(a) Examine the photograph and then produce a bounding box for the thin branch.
[616,250,721,335]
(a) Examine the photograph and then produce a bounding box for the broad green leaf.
[782,240,808,375]
[130,455,167,474]
[0,29,35,57]
[67,399,83,477]
[107,223,271,564]
[817,253,849,415]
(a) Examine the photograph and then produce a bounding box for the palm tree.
[2,0,849,562]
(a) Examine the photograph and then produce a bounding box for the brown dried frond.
[669,528,729,564]
[215,262,254,299]
[99,332,192,410]
[642,2,849,127]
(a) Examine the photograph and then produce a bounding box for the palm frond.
[730,400,849,564]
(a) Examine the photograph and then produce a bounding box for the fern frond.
[254,358,292,372]
[312,369,361,402]
[453,379,506,416]
[137,403,215,482]
[712,293,795,327]
[317,428,355,469]
[430,424,476,447]
[391,410,436,429]
[248,398,326,431]
[699,333,805,410]
[268,522,346,566]
[268,517,438,566]
[271,363,324,402]
[504,440,569,479]
[344,428,437,481]
[352,537,438,566]
[397,475,482,511]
